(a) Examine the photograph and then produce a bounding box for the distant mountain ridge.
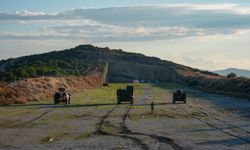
[215,68,250,78]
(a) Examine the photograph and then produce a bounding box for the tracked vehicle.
[117,86,134,104]
[173,89,186,104]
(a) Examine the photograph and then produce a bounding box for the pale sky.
[1,0,250,71]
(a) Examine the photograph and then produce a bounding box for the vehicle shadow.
[135,102,184,106]
[181,124,250,133]
[6,103,118,108]
[196,136,250,146]
[4,102,182,108]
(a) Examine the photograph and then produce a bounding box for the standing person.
[151,101,155,113]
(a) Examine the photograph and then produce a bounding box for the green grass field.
[70,83,148,105]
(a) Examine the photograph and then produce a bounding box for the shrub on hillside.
[227,72,237,78]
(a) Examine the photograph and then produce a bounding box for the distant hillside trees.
[0,47,104,82]
[226,72,237,78]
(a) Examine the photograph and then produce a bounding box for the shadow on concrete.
[180,124,250,133]
[196,136,250,146]
[4,102,182,108]
[152,82,250,118]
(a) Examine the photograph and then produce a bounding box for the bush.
[227,72,237,78]
[226,72,237,78]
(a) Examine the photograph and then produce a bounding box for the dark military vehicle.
[103,83,109,87]
[173,89,186,104]
[117,86,134,104]
[54,88,71,104]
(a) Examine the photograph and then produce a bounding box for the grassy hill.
[0,44,249,104]
[0,45,106,82]
[0,44,218,82]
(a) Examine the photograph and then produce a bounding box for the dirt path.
[86,87,183,150]
[90,104,182,150]
[95,105,150,149]
[8,108,55,128]
[85,104,150,150]
[137,84,152,105]
[120,105,183,150]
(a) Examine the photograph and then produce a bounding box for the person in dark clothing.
[151,101,155,113]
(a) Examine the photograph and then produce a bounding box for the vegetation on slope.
[0,44,219,82]
[0,45,106,81]
[184,75,250,99]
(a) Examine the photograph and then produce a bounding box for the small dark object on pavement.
[173,89,186,104]
[117,86,134,104]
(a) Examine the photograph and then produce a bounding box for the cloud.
[13,10,49,16]
[185,3,250,14]
[1,4,250,42]
[0,25,205,42]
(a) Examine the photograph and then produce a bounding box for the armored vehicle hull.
[117,86,134,104]
[54,92,70,104]
[173,90,186,104]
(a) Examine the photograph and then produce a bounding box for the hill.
[0,45,249,104]
[215,68,250,78]
[0,45,218,82]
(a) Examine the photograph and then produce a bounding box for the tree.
[26,67,36,77]
[226,72,237,78]
[15,68,28,78]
